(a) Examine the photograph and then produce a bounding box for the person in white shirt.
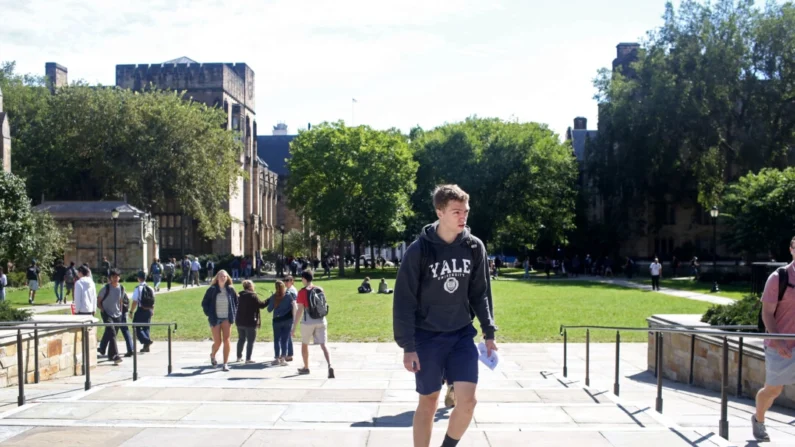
[0,267,7,302]
[649,258,663,291]
[191,258,201,287]
[73,265,97,315]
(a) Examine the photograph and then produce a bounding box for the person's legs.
[301,343,309,369]
[443,325,479,443]
[447,382,477,440]
[221,320,232,364]
[272,323,282,359]
[166,274,172,291]
[237,325,246,360]
[153,274,161,291]
[756,384,783,423]
[246,327,257,361]
[119,313,134,354]
[100,317,116,360]
[133,308,152,346]
[277,322,290,359]
[210,324,222,361]
[414,391,440,447]
[287,329,294,359]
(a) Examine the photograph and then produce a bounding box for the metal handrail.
[559,323,785,441]
[1,320,177,407]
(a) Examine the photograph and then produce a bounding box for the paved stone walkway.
[557,276,736,306]
[0,341,791,446]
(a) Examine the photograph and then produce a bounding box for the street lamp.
[279,224,285,277]
[111,208,120,268]
[710,206,719,293]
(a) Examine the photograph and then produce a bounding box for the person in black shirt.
[53,261,67,304]
[27,261,41,305]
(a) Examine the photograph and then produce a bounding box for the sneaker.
[210,355,218,367]
[279,358,287,366]
[28,298,33,305]
[752,415,770,442]
[236,357,243,363]
[285,356,293,362]
[328,367,335,379]
[124,352,134,358]
[444,384,456,408]
[271,359,281,366]
[246,360,256,364]
[222,364,229,372]
[140,344,150,353]
[113,357,123,365]
[298,368,310,375]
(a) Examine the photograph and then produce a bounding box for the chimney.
[616,43,640,59]
[45,62,68,93]
[573,117,587,130]
[273,122,289,136]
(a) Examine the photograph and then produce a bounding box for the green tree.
[407,117,578,252]
[722,168,795,260]
[0,171,69,274]
[286,122,417,275]
[589,0,795,246]
[274,229,312,259]
[0,62,243,240]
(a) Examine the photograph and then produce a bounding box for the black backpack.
[305,287,329,319]
[758,267,794,332]
[139,284,156,308]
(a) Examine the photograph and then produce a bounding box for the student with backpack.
[291,270,333,378]
[181,256,191,289]
[206,259,215,283]
[150,259,163,292]
[393,184,497,447]
[164,258,176,291]
[97,269,128,364]
[64,262,77,298]
[98,269,134,359]
[753,236,795,442]
[129,271,155,352]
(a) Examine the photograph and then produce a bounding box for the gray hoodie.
[393,222,497,353]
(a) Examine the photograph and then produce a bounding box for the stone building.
[257,124,305,234]
[0,86,10,173]
[33,201,158,274]
[573,43,727,259]
[115,57,279,259]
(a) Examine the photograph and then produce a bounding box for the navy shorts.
[414,323,478,395]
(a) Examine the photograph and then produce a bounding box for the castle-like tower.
[0,86,10,173]
[116,58,277,258]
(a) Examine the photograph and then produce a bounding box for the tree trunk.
[354,240,362,274]
[370,244,376,270]
[338,238,346,278]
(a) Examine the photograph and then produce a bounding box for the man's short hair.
[283,275,294,283]
[791,236,795,249]
[109,268,121,277]
[432,184,469,210]
[77,266,90,277]
[301,270,314,282]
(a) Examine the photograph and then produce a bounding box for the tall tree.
[589,0,795,245]
[0,62,243,240]
[286,122,417,275]
[722,168,795,260]
[407,117,578,252]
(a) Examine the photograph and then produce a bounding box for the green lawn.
[4,281,144,308]
[11,273,714,343]
[629,278,750,300]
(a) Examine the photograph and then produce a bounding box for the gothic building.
[0,86,10,173]
[115,57,278,258]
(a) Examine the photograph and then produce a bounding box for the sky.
[0,0,681,139]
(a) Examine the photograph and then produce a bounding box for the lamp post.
[111,208,120,268]
[710,206,720,293]
[279,224,285,277]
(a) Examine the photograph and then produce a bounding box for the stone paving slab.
[119,427,255,447]
[241,430,371,447]
[182,403,288,423]
[84,402,199,421]
[0,426,143,446]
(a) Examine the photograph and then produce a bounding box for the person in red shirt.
[291,270,333,378]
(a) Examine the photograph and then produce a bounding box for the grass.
[3,281,144,308]
[6,271,715,343]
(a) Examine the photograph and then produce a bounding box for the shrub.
[701,294,760,326]
[5,271,50,288]
[0,300,32,322]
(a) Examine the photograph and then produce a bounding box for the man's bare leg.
[413,391,439,447]
[756,384,783,422]
[446,381,477,441]
[301,343,310,369]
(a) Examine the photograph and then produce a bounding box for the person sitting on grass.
[378,278,393,294]
[358,277,373,293]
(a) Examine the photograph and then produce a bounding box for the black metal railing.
[0,320,177,406]
[558,323,776,440]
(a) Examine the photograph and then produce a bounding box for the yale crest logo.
[444,277,459,294]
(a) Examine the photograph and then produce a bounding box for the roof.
[257,135,296,176]
[570,129,598,162]
[33,201,146,220]
[163,56,198,64]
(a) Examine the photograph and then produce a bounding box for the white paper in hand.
[477,342,499,370]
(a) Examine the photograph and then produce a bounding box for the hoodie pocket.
[422,303,470,331]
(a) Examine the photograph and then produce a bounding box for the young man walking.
[97,268,126,364]
[393,184,498,447]
[130,271,155,352]
[181,256,191,289]
[73,265,97,316]
[191,257,201,286]
[753,237,795,442]
[649,257,662,291]
[27,261,41,305]
[291,270,333,378]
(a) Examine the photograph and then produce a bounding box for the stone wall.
[648,315,795,408]
[61,218,157,275]
[0,317,97,388]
